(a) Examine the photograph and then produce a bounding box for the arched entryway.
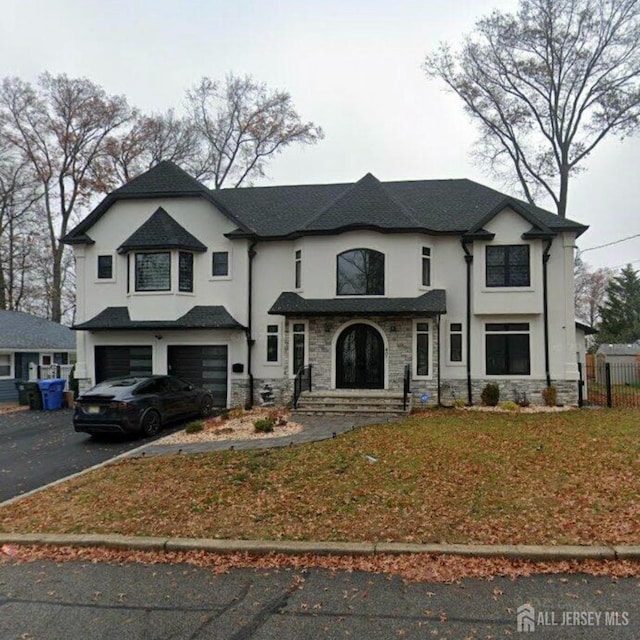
[336,323,384,389]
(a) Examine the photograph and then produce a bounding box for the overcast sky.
[2,0,638,271]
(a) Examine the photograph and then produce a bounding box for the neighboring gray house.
[595,343,640,385]
[0,310,76,403]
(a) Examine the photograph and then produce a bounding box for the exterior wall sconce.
[324,323,332,333]
[154,334,163,340]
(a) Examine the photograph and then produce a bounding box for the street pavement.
[1,560,638,639]
[0,409,182,503]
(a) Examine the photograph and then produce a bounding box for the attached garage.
[168,345,228,407]
[95,346,153,383]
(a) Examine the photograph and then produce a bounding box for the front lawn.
[2,409,640,545]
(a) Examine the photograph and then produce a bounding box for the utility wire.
[580,232,640,253]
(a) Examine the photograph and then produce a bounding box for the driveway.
[0,409,181,503]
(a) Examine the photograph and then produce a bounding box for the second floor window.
[178,252,193,292]
[421,247,431,286]
[212,251,229,277]
[295,249,302,289]
[135,252,170,291]
[486,245,530,287]
[337,248,384,296]
[97,255,113,280]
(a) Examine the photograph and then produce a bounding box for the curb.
[1,534,639,561]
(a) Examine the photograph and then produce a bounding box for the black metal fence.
[579,359,640,408]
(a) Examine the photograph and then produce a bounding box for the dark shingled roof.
[74,306,245,331]
[63,161,588,243]
[0,310,76,350]
[117,207,207,254]
[268,290,447,317]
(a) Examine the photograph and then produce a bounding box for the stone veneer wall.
[438,378,579,407]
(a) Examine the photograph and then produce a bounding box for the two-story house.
[63,161,587,409]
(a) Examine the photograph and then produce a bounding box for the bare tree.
[424,0,640,218]
[186,74,324,188]
[0,139,41,310]
[97,110,200,189]
[575,255,613,327]
[0,73,133,322]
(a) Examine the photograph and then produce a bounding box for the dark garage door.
[95,346,153,383]
[168,345,228,407]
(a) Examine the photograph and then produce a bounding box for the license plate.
[87,406,101,414]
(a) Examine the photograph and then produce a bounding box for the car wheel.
[200,394,214,418]
[140,410,161,437]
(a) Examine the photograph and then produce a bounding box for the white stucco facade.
[69,170,583,407]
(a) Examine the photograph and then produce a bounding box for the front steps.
[293,390,410,416]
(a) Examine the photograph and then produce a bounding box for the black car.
[73,375,215,437]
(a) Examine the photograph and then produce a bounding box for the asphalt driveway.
[0,409,181,503]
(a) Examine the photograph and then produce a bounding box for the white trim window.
[178,251,194,293]
[294,249,302,289]
[0,353,11,378]
[211,250,230,278]
[448,322,464,365]
[266,324,280,364]
[97,254,115,281]
[421,246,431,287]
[135,251,171,291]
[290,321,308,376]
[413,320,431,378]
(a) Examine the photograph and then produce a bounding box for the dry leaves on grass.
[157,407,303,444]
[3,545,640,584]
[2,409,640,546]
[0,404,29,416]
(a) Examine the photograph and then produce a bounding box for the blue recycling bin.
[38,378,66,410]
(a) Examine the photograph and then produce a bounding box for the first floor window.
[485,323,530,375]
[0,354,10,377]
[267,325,279,363]
[53,353,68,365]
[415,322,430,376]
[178,252,194,292]
[97,255,113,279]
[292,322,306,374]
[135,252,171,291]
[212,251,229,277]
[449,323,463,363]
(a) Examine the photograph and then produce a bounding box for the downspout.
[246,240,257,409]
[542,239,553,387]
[461,240,473,405]
[436,314,441,406]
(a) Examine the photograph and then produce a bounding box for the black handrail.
[403,363,411,412]
[293,364,313,409]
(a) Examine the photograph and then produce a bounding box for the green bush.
[499,401,519,412]
[185,421,205,434]
[253,417,275,433]
[480,383,500,406]
[454,398,467,408]
[541,386,557,407]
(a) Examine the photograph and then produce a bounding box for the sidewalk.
[131,413,396,457]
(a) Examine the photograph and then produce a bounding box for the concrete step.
[294,391,411,415]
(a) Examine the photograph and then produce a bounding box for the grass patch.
[2,409,640,545]
[184,421,205,434]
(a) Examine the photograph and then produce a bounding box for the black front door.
[336,324,384,389]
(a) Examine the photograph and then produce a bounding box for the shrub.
[541,386,557,407]
[499,401,519,412]
[254,417,275,433]
[185,421,204,434]
[454,398,467,408]
[481,383,500,406]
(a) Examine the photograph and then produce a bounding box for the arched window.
[336,249,385,296]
